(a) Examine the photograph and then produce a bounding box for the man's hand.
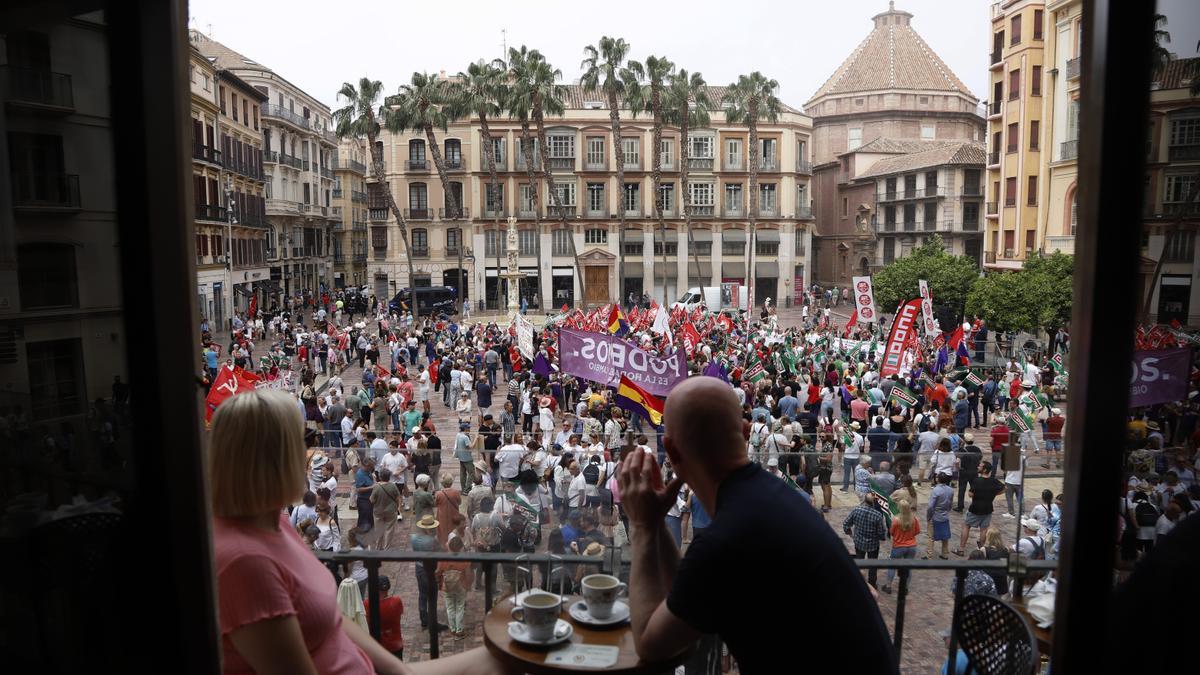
[618,448,683,528]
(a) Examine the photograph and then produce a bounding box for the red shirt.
[363,595,404,651]
[927,384,949,408]
[990,423,1009,450]
[1045,415,1065,440]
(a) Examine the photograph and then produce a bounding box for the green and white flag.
[1049,353,1067,376]
[965,370,985,388]
[510,489,541,526]
[889,384,918,409]
[1007,405,1036,434]
[841,428,855,448]
[869,478,899,517]
[781,472,803,492]
[744,352,767,383]
[1019,390,1049,413]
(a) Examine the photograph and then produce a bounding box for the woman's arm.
[341,618,412,675]
[227,615,320,675]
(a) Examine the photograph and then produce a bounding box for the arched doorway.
[860,257,871,276]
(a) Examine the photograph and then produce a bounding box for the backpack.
[1134,501,1159,527]
[583,463,600,486]
[1021,536,1046,561]
[750,423,766,450]
[442,567,467,594]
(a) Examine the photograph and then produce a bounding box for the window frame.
[585,228,608,245]
[688,181,715,206]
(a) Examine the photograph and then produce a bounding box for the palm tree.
[640,55,673,305]
[332,78,416,312]
[504,46,546,312]
[664,69,712,305]
[1153,13,1172,70]
[388,73,466,306]
[582,37,644,306]
[452,60,508,310]
[723,72,781,309]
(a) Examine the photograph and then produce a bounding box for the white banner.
[515,314,534,360]
[851,276,878,324]
[917,279,938,335]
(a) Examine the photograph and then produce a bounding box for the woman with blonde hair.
[983,527,1011,595]
[210,388,502,675]
[881,499,921,594]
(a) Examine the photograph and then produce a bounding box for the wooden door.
[585,266,609,307]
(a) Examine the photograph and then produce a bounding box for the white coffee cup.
[581,573,628,620]
[510,592,562,641]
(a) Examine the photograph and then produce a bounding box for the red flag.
[718,313,734,332]
[376,363,391,379]
[843,309,858,337]
[561,303,568,313]
[932,332,946,350]
[947,325,964,350]
[248,295,257,319]
[205,365,259,421]
[681,322,702,356]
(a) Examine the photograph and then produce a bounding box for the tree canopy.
[871,235,980,313]
[967,251,1073,332]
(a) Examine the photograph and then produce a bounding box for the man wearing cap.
[455,422,475,491]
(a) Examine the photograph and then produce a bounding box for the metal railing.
[760,156,779,171]
[584,208,609,219]
[194,204,228,221]
[688,157,713,170]
[548,205,576,219]
[2,65,74,109]
[986,201,999,215]
[407,159,429,171]
[438,207,470,220]
[623,161,642,171]
[796,159,813,174]
[584,160,608,171]
[1060,140,1078,161]
[12,172,81,209]
[990,49,1002,65]
[353,221,368,231]
[405,208,431,220]
[352,191,368,204]
[353,252,368,263]
[267,198,300,214]
[263,103,309,129]
[332,189,343,199]
[483,208,509,219]
[281,154,302,169]
[962,185,983,197]
[723,203,745,218]
[1066,57,1080,80]
[481,151,506,169]
[796,205,813,218]
[263,150,279,163]
[691,205,715,217]
[759,205,779,217]
[411,246,429,258]
[444,156,465,170]
[987,151,1000,166]
[548,157,574,170]
[1168,144,1200,161]
[321,167,333,179]
[369,208,389,221]
[192,144,221,164]
[878,187,945,201]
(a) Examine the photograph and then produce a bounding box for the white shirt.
[380,451,408,484]
[496,443,526,479]
[553,464,573,499]
[932,450,956,476]
[369,438,389,463]
[568,473,588,507]
[341,415,355,445]
[1004,454,1025,485]
[844,432,863,459]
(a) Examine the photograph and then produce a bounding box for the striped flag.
[780,472,803,492]
[1007,406,1036,434]
[744,352,767,383]
[510,488,541,526]
[888,383,919,409]
[615,374,665,427]
[869,478,899,517]
[1049,353,1067,376]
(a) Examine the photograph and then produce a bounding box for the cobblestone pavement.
[253,315,1063,673]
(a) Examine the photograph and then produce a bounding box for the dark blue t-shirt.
[667,463,896,674]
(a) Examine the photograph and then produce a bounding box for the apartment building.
[0,14,129,445]
[1034,0,1081,258]
[190,30,339,307]
[861,141,986,268]
[332,139,369,288]
[983,0,1047,269]
[366,85,814,311]
[1141,57,1200,325]
[807,2,984,288]
[188,46,269,326]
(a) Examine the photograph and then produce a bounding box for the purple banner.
[1130,348,1192,407]
[557,328,687,397]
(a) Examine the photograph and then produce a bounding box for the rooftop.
[855,140,987,179]
[1151,56,1200,91]
[806,2,976,107]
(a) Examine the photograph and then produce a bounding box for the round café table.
[483,593,690,674]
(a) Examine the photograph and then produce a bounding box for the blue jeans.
[886,545,918,584]
[487,364,498,388]
[842,457,857,490]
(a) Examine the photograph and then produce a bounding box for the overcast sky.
[190,0,1200,112]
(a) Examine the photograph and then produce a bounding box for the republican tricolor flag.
[615,374,665,427]
[607,304,630,337]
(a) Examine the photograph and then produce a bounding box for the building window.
[652,238,678,256]
[623,183,640,213]
[518,229,538,256]
[842,197,849,217]
[689,134,714,159]
[231,93,238,122]
[723,237,744,256]
[1033,9,1044,40]
[409,139,426,162]
[1164,230,1195,262]
[587,183,606,213]
[1005,177,1018,207]
[1008,69,1020,100]
[1011,14,1021,44]
[921,124,935,140]
[18,243,78,310]
[693,239,713,256]
[1169,117,1200,146]
[726,138,742,169]
[624,237,644,256]
[689,182,714,206]
[446,227,461,251]
[1165,174,1197,204]
[553,181,576,206]
[883,238,895,264]
[1070,194,1077,235]
[622,138,640,167]
[1030,120,1040,150]
[444,139,463,166]
[26,339,83,420]
[408,183,427,210]
[660,139,674,168]
[586,137,605,167]
[484,183,504,213]
[925,171,938,190]
[485,229,500,257]
[585,228,608,245]
[657,184,675,213]
[963,202,980,229]
[797,184,808,208]
[1007,123,1019,153]
[884,205,896,228]
[445,181,463,212]
[1032,66,1042,96]
[759,138,776,166]
[848,128,862,150]
[759,183,777,213]
[520,185,536,213]
[725,184,743,212]
[755,240,779,256]
[203,74,210,91]
[547,134,574,158]
[552,229,573,256]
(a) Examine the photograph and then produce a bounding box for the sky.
[190,0,1200,113]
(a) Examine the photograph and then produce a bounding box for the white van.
[673,284,749,313]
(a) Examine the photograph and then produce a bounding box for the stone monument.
[501,216,525,316]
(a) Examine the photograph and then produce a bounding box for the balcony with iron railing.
[623,160,642,171]
[517,207,536,218]
[405,208,431,220]
[688,157,714,170]
[989,100,1002,117]
[331,157,367,174]
[320,128,337,145]
[877,187,946,202]
[352,191,368,204]
[796,159,813,174]
[760,156,779,171]
[333,252,346,264]
[280,154,302,170]
[353,220,368,231]
[2,66,75,111]
[263,150,278,164]
[266,198,300,215]
[990,49,1002,66]
[1060,140,1079,161]
[407,159,429,172]
[411,246,430,258]
[262,103,309,129]
[320,167,333,180]
[1005,194,1017,207]
[444,156,465,171]
[584,158,607,171]
[353,252,368,263]
[548,156,574,171]
[1066,57,1081,81]
[623,206,642,218]
[988,151,1000,166]
[986,201,999,216]
[985,250,997,264]
[438,207,470,220]
[12,172,81,211]
[480,150,506,170]
[1161,201,1200,216]
[962,185,983,197]
[482,207,509,219]
[584,207,608,219]
[515,152,542,171]
[193,204,228,222]
[548,205,577,220]
[723,202,744,218]
[332,188,343,199]
[1168,144,1200,161]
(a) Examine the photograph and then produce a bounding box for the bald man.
[619,377,896,673]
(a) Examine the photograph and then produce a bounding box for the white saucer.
[507,618,573,646]
[568,599,630,626]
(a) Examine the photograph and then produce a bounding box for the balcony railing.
[263,103,309,129]
[320,167,332,179]
[759,205,779,217]
[877,187,945,201]
[194,204,228,221]
[369,208,389,221]
[624,207,642,218]
[330,206,343,218]
[263,150,278,163]
[880,220,897,232]
[796,159,812,174]
[962,185,982,197]
[584,208,608,219]
[192,144,221,164]
[353,252,367,263]
[989,100,1002,116]
[723,203,744,218]
[623,160,642,171]
[1066,57,1081,80]
[985,250,997,264]
[281,154,302,169]
[1168,144,1200,161]
[480,151,506,170]
[333,253,346,264]
[332,189,343,199]
[444,156,465,171]
[482,208,509,219]
[2,66,74,110]
[320,129,338,144]
[724,161,744,172]
[688,157,714,170]
[990,49,1002,65]
[405,208,431,220]
[1162,202,1200,215]
[962,218,980,231]
[548,205,576,219]
[407,159,429,172]
[12,172,81,210]
[438,207,470,220]
[1060,140,1079,161]
[760,156,779,171]
[411,246,429,258]
[267,198,300,214]
[901,219,917,231]
[584,159,607,171]
[988,151,1000,166]
[548,157,574,170]
[353,221,367,231]
[332,157,367,174]
[986,201,999,215]
[352,191,368,204]
[518,208,536,218]
[515,153,542,171]
[690,204,715,217]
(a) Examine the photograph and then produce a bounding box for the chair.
[953,593,1040,675]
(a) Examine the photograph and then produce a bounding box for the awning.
[756,261,780,277]
[653,261,681,275]
[722,229,747,242]
[653,229,679,242]
[685,261,713,277]
[690,229,713,241]
[722,261,746,278]
[755,229,780,243]
[257,280,283,292]
[623,262,644,277]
